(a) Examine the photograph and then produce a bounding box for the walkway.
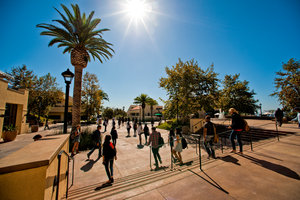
[66,120,300,200]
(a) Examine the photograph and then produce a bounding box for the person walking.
[103,119,108,132]
[172,128,183,165]
[137,122,143,145]
[133,122,138,137]
[275,108,284,127]
[110,126,118,146]
[148,127,162,170]
[143,124,149,144]
[87,125,102,160]
[168,129,175,162]
[102,135,117,184]
[118,118,121,129]
[126,121,131,137]
[151,119,154,127]
[203,115,217,159]
[44,118,50,130]
[71,125,81,156]
[228,108,244,154]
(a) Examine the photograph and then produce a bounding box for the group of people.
[69,107,251,183]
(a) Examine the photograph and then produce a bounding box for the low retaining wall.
[0,134,70,200]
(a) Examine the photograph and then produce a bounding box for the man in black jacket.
[87,125,102,160]
[228,108,244,154]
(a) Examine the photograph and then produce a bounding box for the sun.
[124,0,151,21]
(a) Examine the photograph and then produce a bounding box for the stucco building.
[127,104,163,121]
[0,71,29,138]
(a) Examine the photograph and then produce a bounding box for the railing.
[55,150,74,200]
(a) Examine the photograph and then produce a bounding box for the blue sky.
[1,0,299,112]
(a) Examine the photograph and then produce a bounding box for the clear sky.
[1,0,299,112]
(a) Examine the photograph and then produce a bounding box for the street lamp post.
[259,103,262,117]
[62,69,74,134]
[175,97,179,122]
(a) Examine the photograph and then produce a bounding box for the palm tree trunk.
[72,66,83,128]
[142,108,145,122]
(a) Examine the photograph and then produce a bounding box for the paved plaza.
[0,120,299,199]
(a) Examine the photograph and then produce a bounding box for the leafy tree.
[159,59,219,122]
[28,73,63,120]
[102,107,114,119]
[134,94,152,122]
[220,74,257,114]
[271,58,300,113]
[147,98,158,121]
[82,72,108,121]
[7,65,37,89]
[37,4,114,128]
[113,108,127,118]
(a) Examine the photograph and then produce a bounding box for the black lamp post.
[259,103,262,117]
[62,69,74,134]
[175,97,179,122]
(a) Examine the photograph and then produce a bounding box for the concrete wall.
[0,134,70,200]
[190,119,206,133]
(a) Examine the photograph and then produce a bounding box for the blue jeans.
[230,130,243,152]
[104,159,114,179]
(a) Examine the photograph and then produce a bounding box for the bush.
[157,119,183,130]
[69,127,95,151]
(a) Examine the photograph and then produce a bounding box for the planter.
[31,125,39,132]
[2,130,18,142]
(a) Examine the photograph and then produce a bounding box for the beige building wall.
[0,79,29,138]
[127,105,163,120]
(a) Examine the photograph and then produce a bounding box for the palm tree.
[147,98,158,122]
[134,94,151,122]
[37,4,114,128]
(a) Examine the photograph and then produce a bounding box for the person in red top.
[102,135,117,184]
[228,108,244,154]
[148,127,162,170]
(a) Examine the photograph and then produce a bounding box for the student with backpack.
[102,135,117,184]
[203,115,217,159]
[172,128,184,165]
[87,125,102,160]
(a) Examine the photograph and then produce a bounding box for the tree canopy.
[220,74,258,114]
[159,59,219,121]
[82,72,108,121]
[271,58,300,113]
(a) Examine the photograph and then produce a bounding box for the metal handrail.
[55,150,74,200]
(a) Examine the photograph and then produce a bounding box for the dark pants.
[152,147,161,168]
[145,135,148,144]
[104,125,107,132]
[87,144,101,158]
[204,137,215,158]
[127,128,130,135]
[112,138,117,146]
[104,159,114,180]
[230,130,243,152]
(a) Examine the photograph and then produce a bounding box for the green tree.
[37,4,114,128]
[7,65,37,89]
[82,72,108,121]
[102,107,114,119]
[159,59,219,122]
[220,74,258,114]
[271,58,300,113]
[147,98,158,121]
[113,108,127,118]
[28,73,63,119]
[134,94,151,122]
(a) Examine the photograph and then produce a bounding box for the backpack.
[158,133,164,147]
[243,119,250,132]
[181,137,188,149]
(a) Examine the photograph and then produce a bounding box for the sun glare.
[125,0,151,21]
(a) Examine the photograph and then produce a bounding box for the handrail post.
[199,135,202,171]
[149,146,152,171]
[250,130,253,151]
[56,154,62,200]
[65,156,70,198]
